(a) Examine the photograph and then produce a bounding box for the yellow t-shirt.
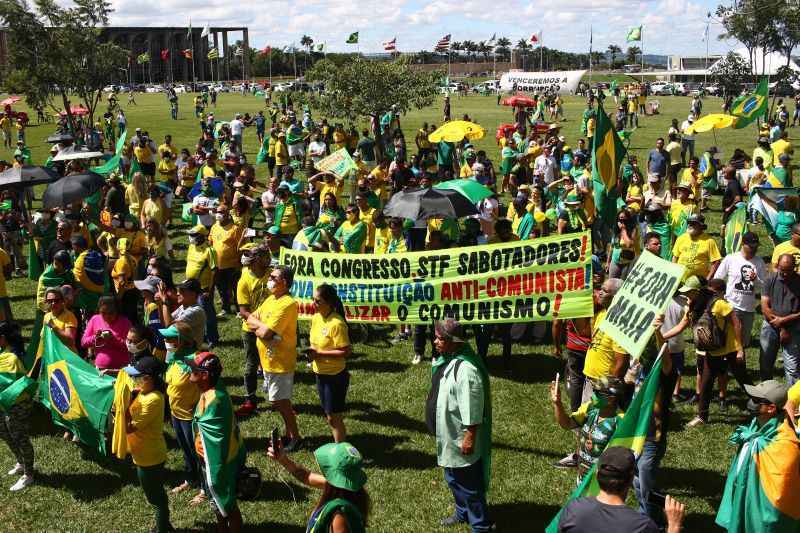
[278,201,300,235]
[708,299,741,357]
[771,139,793,166]
[0,248,10,298]
[309,312,350,375]
[669,199,697,226]
[179,165,197,188]
[157,159,177,182]
[237,268,270,332]
[157,143,177,159]
[141,198,167,226]
[666,141,682,166]
[253,294,298,374]
[0,350,28,403]
[626,184,642,213]
[359,207,377,248]
[583,309,628,380]
[112,254,135,293]
[134,145,154,164]
[43,309,78,333]
[679,168,701,202]
[771,240,800,270]
[165,359,201,420]
[209,221,245,270]
[789,381,800,406]
[125,185,146,218]
[127,390,168,467]
[671,233,722,280]
[185,243,217,290]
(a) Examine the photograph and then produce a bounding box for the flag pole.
[588,25,593,87]
[640,26,645,83]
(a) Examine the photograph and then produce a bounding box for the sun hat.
[158,321,195,340]
[314,442,368,492]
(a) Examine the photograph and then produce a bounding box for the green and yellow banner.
[280,231,594,324]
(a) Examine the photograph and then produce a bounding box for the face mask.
[111,219,121,228]
[146,266,157,276]
[126,340,148,354]
[164,341,178,353]
[215,213,225,222]
[267,279,277,291]
[124,221,134,229]
[241,254,255,266]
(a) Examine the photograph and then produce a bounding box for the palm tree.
[496,37,511,61]
[516,38,532,69]
[478,41,491,62]
[626,46,642,65]
[462,40,477,61]
[607,44,622,68]
[450,41,462,61]
[300,35,313,70]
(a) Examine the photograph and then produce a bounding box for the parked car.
[439,83,461,94]
[172,84,188,94]
[472,80,499,94]
[145,85,164,93]
[650,83,671,95]
[272,82,294,92]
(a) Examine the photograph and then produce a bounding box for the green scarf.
[431,343,492,491]
[309,498,365,533]
[273,197,302,232]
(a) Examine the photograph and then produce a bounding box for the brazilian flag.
[591,103,627,229]
[193,385,246,517]
[346,31,359,44]
[37,328,115,453]
[716,417,800,532]
[724,204,748,254]
[731,78,769,130]
[546,356,664,532]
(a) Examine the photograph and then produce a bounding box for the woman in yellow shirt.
[157,152,177,184]
[126,172,148,219]
[308,283,352,442]
[123,356,174,533]
[140,186,168,228]
[144,218,173,260]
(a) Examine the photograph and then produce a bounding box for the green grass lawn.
[0,91,785,532]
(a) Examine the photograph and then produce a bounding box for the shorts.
[315,370,350,415]
[287,144,305,157]
[262,371,294,401]
[671,352,685,375]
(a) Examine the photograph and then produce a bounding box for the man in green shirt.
[429,318,493,531]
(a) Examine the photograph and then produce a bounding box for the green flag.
[731,77,769,130]
[193,385,246,517]
[137,52,150,64]
[546,355,665,532]
[208,48,219,60]
[37,328,115,454]
[626,26,642,42]
[346,31,359,44]
[592,103,627,227]
[724,204,748,254]
[0,367,35,410]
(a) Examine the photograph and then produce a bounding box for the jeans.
[414,324,435,359]
[681,139,695,166]
[242,331,260,400]
[633,439,667,525]
[216,268,240,313]
[171,416,199,487]
[136,463,171,533]
[444,460,492,532]
[759,321,800,385]
[698,353,751,421]
[565,349,587,412]
[200,292,219,345]
[735,310,754,347]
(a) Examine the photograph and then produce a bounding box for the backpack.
[425,359,463,435]
[692,296,728,352]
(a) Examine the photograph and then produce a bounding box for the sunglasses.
[45,298,62,303]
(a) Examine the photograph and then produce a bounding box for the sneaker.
[6,463,23,476]
[553,452,578,469]
[685,416,705,428]
[9,474,33,492]
[283,437,304,453]
[719,398,728,412]
[235,400,257,418]
[412,353,422,365]
[440,515,466,527]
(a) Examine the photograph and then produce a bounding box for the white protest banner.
[499,70,586,95]
[598,252,685,358]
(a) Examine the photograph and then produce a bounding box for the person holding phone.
[308,283,352,443]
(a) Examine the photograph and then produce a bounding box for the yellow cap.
[189,224,208,236]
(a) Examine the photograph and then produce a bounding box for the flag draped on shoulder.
[715,417,800,532]
[37,328,115,453]
[731,78,769,130]
[193,385,246,517]
[591,103,626,226]
[546,356,664,532]
[0,352,35,410]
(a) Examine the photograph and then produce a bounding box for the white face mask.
[267,279,277,291]
[126,340,148,354]
[241,254,255,266]
[164,341,178,353]
[124,221,134,229]
[215,213,225,222]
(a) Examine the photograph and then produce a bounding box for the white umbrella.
[52,145,104,161]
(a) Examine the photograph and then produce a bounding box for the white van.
[472,80,499,94]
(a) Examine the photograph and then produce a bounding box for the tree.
[478,41,491,62]
[607,44,621,68]
[515,39,532,69]
[626,46,641,64]
[710,51,752,98]
[462,40,477,61]
[0,0,128,131]
[300,34,314,70]
[305,57,440,158]
[450,41,462,61]
[496,37,511,62]
[716,0,780,75]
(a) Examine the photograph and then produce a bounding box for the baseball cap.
[188,224,208,236]
[598,446,636,479]
[123,356,163,378]
[687,213,706,226]
[176,277,202,293]
[779,153,792,162]
[687,115,695,122]
[314,442,368,492]
[158,321,194,341]
[187,351,223,374]
[678,275,703,293]
[266,225,280,236]
[742,232,760,246]
[744,380,789,408]
[434,318,466,343]
[134,275,161,294]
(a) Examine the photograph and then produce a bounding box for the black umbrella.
[46,133,74,144]
[0,165,59,189]
[383,187,479,220]
[42,172,106,208]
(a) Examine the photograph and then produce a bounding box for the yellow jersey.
[237,268,270,332]
[185,243,217,290]
[127,390,168,467]
[253,294,298,374]
[165,358,201,420]
[672,233,722,280]
[309,312,350,375]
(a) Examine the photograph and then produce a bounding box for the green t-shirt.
[437,141,455,167]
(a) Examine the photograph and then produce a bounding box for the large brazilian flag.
[731,78,769,130]
[546,356,664,532]
[37,328,115,453]
[591,102,627,229]
[716,417,800,532]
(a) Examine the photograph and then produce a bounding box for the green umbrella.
[434,179,493,203]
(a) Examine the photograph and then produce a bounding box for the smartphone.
[271,427,280,451]
[648,490,667,508]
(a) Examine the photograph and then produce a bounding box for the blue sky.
[106,0,737,56]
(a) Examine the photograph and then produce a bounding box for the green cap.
[266,225,280,236]
[314,442,367,492]
[564,192,581,205]
[678,275,703,293]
